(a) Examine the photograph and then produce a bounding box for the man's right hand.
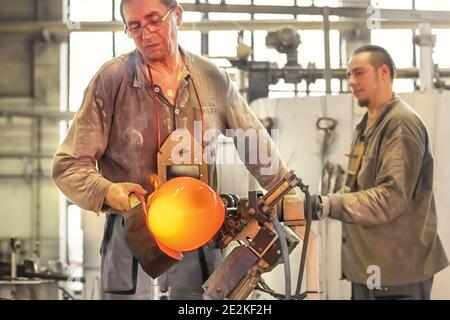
[104,182,147,213]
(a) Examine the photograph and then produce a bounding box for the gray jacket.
[329,98,448,285]
[52,48,288,297]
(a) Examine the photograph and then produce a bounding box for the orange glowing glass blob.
[146,177,225,253]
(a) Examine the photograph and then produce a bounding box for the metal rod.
[150,278,161,300]
[0,152,54,159]
[3,19,450,34]
[180,4,450,21]
[0,174,51,180]
[30,117,38,248]
[201,32,209,56]
[11,250,17,279]
[36,118,43,242]
[247,66,450,80]
[323,7,332,94]
[9,238,20,279]
[0,108,75,120]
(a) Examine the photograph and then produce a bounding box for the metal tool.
[204,171,323,300]
[10,237,21,280]
[123,193,179,279]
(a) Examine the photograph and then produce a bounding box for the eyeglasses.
[125,6,176,38]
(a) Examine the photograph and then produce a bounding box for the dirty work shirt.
[52,47,289,297]
[329,98,448,286]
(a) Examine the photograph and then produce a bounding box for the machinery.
[126,169,323,300]
[231,27,450,104]
[204,170,324,300]
[0,237,85,300]
[123,126,325,300]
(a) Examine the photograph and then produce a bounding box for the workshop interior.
[1,0,450,300]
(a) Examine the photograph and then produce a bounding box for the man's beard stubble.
[357,98,369,107]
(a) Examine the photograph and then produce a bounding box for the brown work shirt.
[52,48,289,214]
[51,48,289,295]
[329,98,448,285]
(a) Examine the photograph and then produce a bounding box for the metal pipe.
[181,4,450,21]
[0,152,54,159]
[36,118,43,242]
[0,108,75,120]
[0,174,51,180]
[417,23,435,92]
[30,118,38,249]
[323,7,332,94]
[3,20,450,34]
[150,278,161,300]
[10,238,20,279]
[252,66,450,80]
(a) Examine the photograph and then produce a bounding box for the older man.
[52,0,288,299]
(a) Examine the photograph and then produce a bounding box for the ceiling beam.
[180,3,450,22]
[2,19,450,35]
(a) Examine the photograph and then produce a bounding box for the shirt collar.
[131,46,192,89]
[356,96,400,133]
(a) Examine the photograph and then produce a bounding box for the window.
[179,31,202,55]
[69,33,113,112]
[70,0,113,21]
[371,30,414,68]
[432,30,450,68]
[415,0,450,10]
[370,0,412,9]
[254,0,295,5]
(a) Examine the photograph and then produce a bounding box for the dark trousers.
[351,277,434,300]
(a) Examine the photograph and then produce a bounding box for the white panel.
[407,91,450,300]
[215,137,249,197]
[361,91,449,299]
[249,95,354,299]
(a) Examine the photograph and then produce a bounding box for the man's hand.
[104,182,147,212]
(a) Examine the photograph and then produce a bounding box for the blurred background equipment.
[0,237,84,300]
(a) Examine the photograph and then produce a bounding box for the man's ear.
[380,64,390,81]
[175,5,183,27]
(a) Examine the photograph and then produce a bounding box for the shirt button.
[154,87,160,93]
[342,237,346,243]
[174,109,180,115]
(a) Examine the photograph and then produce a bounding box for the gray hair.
[120,0,178,23]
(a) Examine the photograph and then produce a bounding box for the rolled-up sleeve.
[329,122,426,226]
[52,73,114,213]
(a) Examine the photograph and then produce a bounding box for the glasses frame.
[125,5,176,38]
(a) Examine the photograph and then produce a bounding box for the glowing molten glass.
[146,177,225,253]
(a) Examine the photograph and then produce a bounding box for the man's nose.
[141,25,154,39]
[348,75,356,88]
